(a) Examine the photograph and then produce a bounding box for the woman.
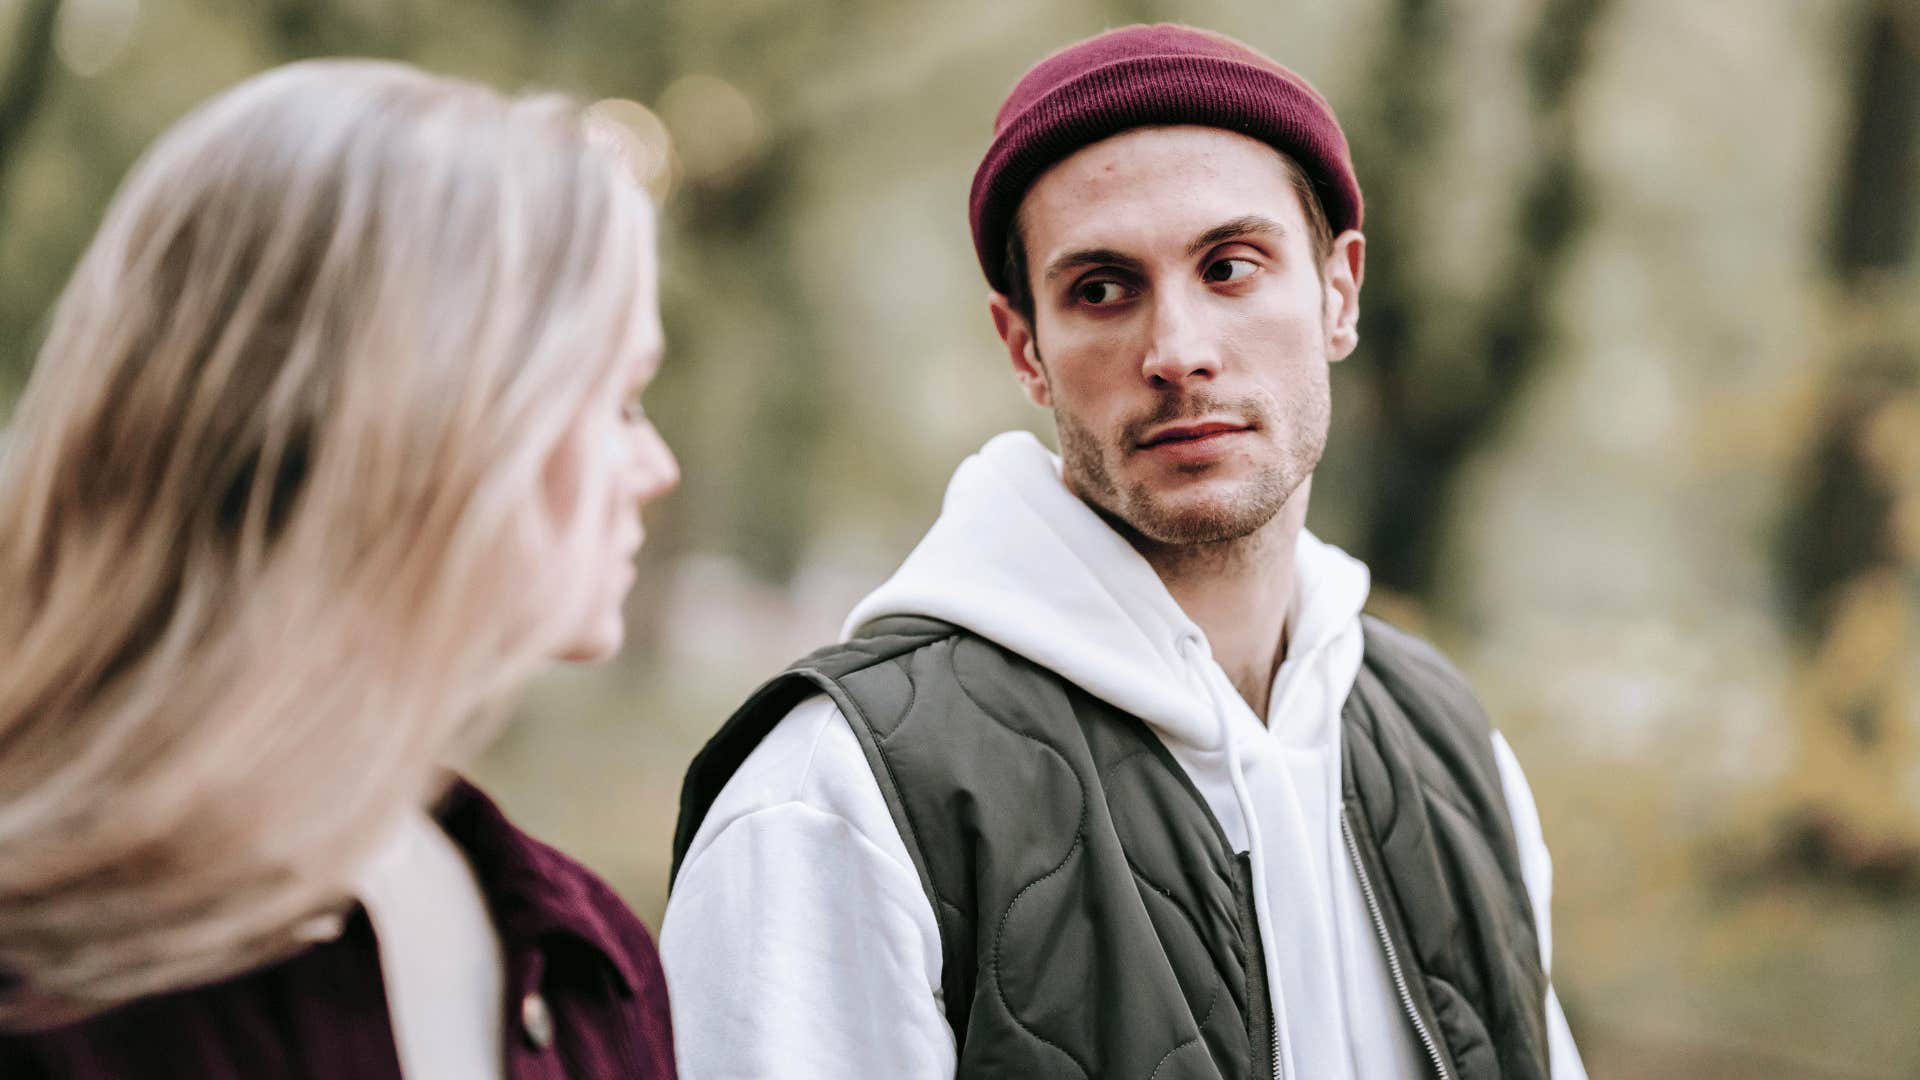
[0,59,679,1078]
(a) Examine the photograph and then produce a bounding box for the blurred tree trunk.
[1351,0,1611,609]
[666,132,829,589]
[1828,0,1920,280]
[1773,0,1920,886]
[654,0,894,589]
[0,0,63,245]
[616,2,839,660]
[251,0,413,59]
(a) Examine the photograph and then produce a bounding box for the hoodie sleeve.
[1491,731,1589,1080]
[660,695,957,1080]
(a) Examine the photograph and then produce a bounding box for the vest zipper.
[1340,809,1453,1080]
[1231,852,1282,1080]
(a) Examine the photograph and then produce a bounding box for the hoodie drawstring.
[1178,636,1293,1080]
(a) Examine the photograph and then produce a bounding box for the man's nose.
[1139,289,1220,387]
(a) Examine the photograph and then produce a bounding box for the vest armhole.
[671,671,835,885]
[811,660,976,1044]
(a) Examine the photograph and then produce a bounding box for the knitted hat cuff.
[968,31,1362,293]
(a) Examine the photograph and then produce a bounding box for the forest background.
[3,0,1917,1075]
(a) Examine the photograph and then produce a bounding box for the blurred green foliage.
[3,0,1919,1075]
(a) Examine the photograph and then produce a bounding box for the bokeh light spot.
[656,74,761,187]
[55,0,140,78]
[585,97,675,203]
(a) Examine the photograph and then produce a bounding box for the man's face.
[991,125,1362,547]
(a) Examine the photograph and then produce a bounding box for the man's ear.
[1322,229,1366,362]
[989,292,1051,407]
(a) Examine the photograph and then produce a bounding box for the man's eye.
[1204,258,1258,284]
[1076,280,1129,306]
[621,394,648,424]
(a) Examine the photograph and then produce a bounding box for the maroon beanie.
[968,23,1362,293]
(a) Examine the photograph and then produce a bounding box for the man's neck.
[1134,487,1310,719]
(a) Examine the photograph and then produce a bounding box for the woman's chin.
[555,617,625,664]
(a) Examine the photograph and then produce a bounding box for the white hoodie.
[663,432,1586,1079]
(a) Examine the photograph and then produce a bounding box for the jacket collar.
[432,777,640,997]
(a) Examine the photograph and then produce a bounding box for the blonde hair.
[0,59,656,1025]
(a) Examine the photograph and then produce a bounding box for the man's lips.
[1137,420,1252,449]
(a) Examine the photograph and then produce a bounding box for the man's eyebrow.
[1186,215,1285,258]
[1042,248,1146,284]
[1038,216,1286,284]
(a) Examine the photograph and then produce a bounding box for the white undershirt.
[353,809,508,1080]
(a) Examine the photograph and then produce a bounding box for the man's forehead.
[1017,126,1306,255]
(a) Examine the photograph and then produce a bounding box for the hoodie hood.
[843,431,1370,752]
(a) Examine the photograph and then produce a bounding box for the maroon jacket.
[0,780,676,1079]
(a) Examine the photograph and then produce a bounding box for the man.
[663,23,1586,1080]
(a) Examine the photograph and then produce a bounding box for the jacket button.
[521,991,555,1051]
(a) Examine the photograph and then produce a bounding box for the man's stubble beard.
[1050,365,1331,555]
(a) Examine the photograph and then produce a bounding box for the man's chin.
[1105,467,1300,546]
[1114,494,1272,547]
